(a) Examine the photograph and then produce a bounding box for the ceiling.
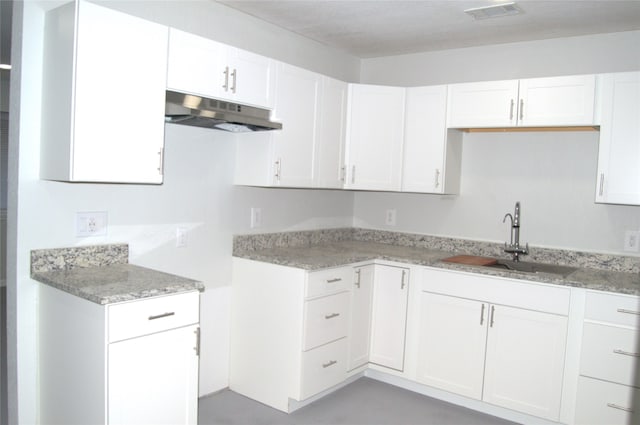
[217,0,640,58]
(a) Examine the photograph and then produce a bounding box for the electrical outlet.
[250,207,262,228]
[76,211,107,237]
[176,227,188,248]
[385,209,397,226]
[623,230,640,252]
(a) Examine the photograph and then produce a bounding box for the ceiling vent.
[464,2,524,20]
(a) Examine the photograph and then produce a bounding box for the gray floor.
[198,378,517,425]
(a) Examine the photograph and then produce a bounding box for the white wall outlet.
[250,207,262,229]
[623,230,640,252]
[385,209,397,226]
[176,227,188,248]
[76,211,108,237]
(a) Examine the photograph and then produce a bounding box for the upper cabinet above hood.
[165,90,282,132]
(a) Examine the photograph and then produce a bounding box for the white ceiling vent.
[464,2,524,20]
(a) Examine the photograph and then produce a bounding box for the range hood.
[165,90,282,132]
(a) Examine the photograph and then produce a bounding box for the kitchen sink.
[485,260,578,277]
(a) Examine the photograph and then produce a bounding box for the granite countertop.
[30,244,204,305]
[234,239,640,296]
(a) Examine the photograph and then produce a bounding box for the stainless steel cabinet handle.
[490,305,495,328]
[194,327,201,356]
[607,403,633,413]
[326,278,342,283]
[355,269,361,288]
[274,159,281,182]
[434,169,440,188]
[519,99,524,121]
[340,165,346,183]
[157,148,164,175]
[617,308,640,315]
[322,360,337,368]
[324,313,340,319]
[599,173,605,197]
[222,66,229,91]
[400,270,406,290]
[148,312,175,321]
[480,303,485,326]
[231,69,237,93]
[509,99,514,121]
[351,165,356,184]
[613,349,640,357]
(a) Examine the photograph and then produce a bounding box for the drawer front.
[306,267,352,299]
[585,291,640,328]
[108,291,199,342]
[575,376,637,425]
[299,338,347,400]
[303,292,349,351]
[580,322,639,386]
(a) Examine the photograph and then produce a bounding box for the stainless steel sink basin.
[486,260,577,277]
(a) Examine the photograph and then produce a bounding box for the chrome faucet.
[503,201,529,262]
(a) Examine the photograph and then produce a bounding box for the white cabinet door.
[347,265,375,371]
[228,47,276,109]
[483,305,567,421]
[166,28,228,100]
[271,63,321,187]
[167,29,274,109]
[518,75,596,126]
[416,292,487,400]
[41,1,167,184]
[345,84,405,191]
[315,77,348,189]
[595,71,640,205]
[447,80,519,128]
[108,324,199,425]
[369,265,409,371]
[402,85,462,194]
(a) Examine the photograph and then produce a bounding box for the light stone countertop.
[32,263,204,305]
[30,244,204,305]
[234,240,640,296]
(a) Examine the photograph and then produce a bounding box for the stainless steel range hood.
[165,90,282,132]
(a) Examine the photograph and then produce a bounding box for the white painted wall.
[7,1,357,423]
[360,30,640,86]
[356,31,640,256]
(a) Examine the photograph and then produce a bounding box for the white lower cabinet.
[39,286,200,425]
[574,290,640,425]
[417,268,569,421]
[347,265,375,371]
[369,265,410,371]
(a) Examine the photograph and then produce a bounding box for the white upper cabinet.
[447,75,596,128]
[271,63,321,187]
[167,29,275,109]
[595,71,640,205]
[40,0,168,184]
[315,77,349,189]
[518,75,597,126]
[345,84,406,191]
[447,80,519,128]
[402,86,462,194]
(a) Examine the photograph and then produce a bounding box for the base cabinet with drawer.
[574,290,640,425]
[39,285,200,425]
[230,258,352,412]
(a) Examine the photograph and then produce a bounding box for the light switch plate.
[250,207,262,228]
[385,209,397,226]
[623,230,640,252]
[76,211,107,237]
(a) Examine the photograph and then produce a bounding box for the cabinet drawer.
[580,322,639,387]
[299,338,347,400]
[108,291,199,342]
[306,267,352,299]
[585,291,640,328]
[575,376,638,425]
[303,292,349,351]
